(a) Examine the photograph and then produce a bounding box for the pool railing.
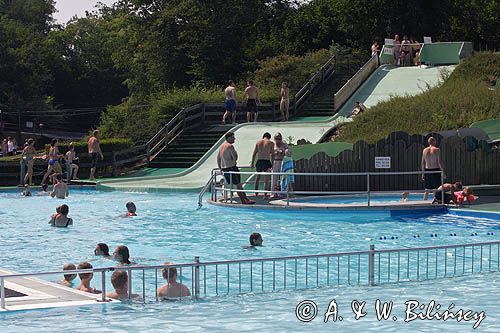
[200,169,445,207]
[2,240,500,309]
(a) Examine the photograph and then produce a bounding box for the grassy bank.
[337,52,500,143]
[100,49,337,143]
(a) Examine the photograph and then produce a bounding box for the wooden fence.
[294,131,500,192]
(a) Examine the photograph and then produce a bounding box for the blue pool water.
[291,193,424,204]
[1,189,500,332]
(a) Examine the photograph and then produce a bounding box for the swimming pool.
[1,189,500,332]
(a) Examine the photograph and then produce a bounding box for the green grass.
[337,52,500,143]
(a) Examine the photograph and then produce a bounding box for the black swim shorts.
[255,159,272,172]
[91,152,99,168]
[424,168,441,190]
[247,99,258,113]
[222,166,241,185]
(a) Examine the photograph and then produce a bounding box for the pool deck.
[0,268,115,312]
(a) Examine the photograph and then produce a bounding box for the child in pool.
[125,202,137,217]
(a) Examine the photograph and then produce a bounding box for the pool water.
[1,189,500,332]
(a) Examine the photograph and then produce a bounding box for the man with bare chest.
[421,137,444,200]
[244,81,260,123]
[251,132,274,196]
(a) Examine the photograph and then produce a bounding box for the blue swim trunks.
[225,99,236,112]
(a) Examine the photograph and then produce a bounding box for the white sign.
[384,38,394,46]
[383,47,393,55]
[423,36,432,44]
[26,121,33,128]
[375,157,391,169]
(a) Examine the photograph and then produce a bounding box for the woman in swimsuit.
[271,133,289,194]
[22,138,36,185]
[41,138,62,185]
[280,82,290,121]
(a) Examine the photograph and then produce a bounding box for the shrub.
[337,52,500,143]
[46,138,133,154]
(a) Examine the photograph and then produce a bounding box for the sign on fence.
[423,36,432,44]
[375,157,391,169]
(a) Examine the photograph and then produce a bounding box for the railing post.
[194,256,200,299]
[367,174,371,207]
[1,277,5,309]
[286,177,290,206]
[369,245,375,286]
[441,171,445,206]
[229,172,233,203]
[101,270,107,302]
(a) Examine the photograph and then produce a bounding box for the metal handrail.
[2,240,500,308]
[209,169,445,207]
[293,54,336,115]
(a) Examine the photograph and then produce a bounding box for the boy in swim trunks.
[422,137,444,200]
[222,81,237,125]
[251,132,274,197]
[88,130,103,181]
[244,81,260,123]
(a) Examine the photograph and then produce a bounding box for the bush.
[46,138,133,154]
[337,52,500,143]
[100,49,336,142]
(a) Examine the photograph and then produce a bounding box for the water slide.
[98,64,453,191]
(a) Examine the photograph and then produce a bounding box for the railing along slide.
[3,240,500,308]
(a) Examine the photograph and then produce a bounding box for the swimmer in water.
[125,202,137,217]
[50,174,69,199]
[76,262,101,294]
[94,243,111,258]
[58,263,77,287]
[22,184,32,196]
[106,270,139,300]
[243,233,264,249]
[113,245,133,265]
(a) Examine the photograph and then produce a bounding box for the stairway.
[295,60,366,118]
[148,127,227,168]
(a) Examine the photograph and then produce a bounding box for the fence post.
[111,152,117,177]
[1,277,5,309]
[286,178,290,206]
[369,245,375,286]
[194,256,200,299]
[101,271,107,302]
[367,174,371,207]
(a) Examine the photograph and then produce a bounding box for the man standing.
[88,129,103,181]
[217,132,255,204]
[244,81,260,123]
[421,136,444,200]
[222,80,237,125]
[251,132,274,197]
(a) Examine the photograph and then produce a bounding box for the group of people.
[1,137,17,156]
[222,80,290,125]
[421,136,475,205]
[59,245,189,300]
[217,131,294,204]
[58,231,265,300]
[18,129,103,195]
[390,35,421,66]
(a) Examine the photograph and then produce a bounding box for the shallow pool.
[291,193,425,205]
[1,189,500,332]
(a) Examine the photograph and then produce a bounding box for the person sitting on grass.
[106,270,139,300]
[48,204,73,227]
[76,262,101,294]
[94,243,111,258]
[113,245,133,265]
[157,263,191,299]
[125,202,137,217]
[58,263,77,287]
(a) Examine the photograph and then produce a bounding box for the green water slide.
[98,64,453,191]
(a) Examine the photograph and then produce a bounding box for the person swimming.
[113,245,133,265]
[58,263,77,287]
[125,202,137,217]
[48,204,73,227]
[454,187,476,205]
[94,243,111,258]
